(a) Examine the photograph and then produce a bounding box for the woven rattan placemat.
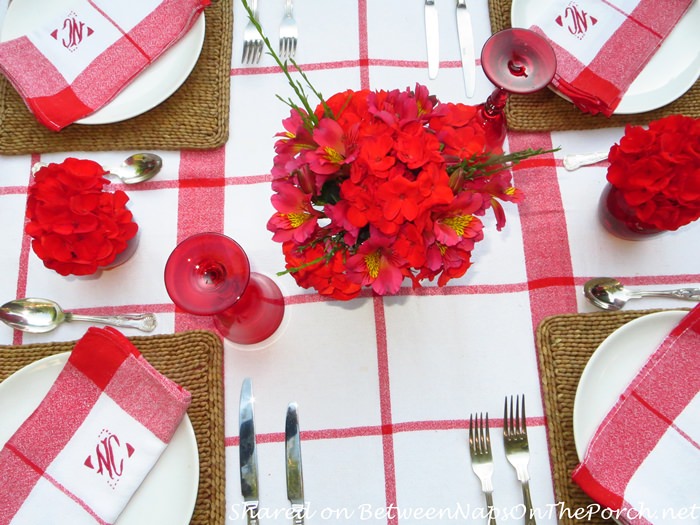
[488,0,699,131]
[0,330,225,525]
[536,309,692,524]
[0,0,232,155]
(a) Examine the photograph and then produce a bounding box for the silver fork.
[242,0,263,64]
[469,413,497,525]
[278,0,298,60]
[503,395,536,525]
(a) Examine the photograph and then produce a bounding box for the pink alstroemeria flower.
[346,233,405,295]
[306,118,351,174]
[267,184,322,243]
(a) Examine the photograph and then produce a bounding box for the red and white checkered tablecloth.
[0,1,698,524]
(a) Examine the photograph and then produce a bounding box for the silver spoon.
[31,153,162,184]
[0,297,157,333]
[584,277,700,311]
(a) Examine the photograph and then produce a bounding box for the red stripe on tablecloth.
[374,295,398,525]
[358,0,370,89]
[507,132,577,329]
[224,416,547,445]
[175,148,227,332]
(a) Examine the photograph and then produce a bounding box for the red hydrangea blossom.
[606,114,700,231]
[267,84,527,300]
[25,158,138,276]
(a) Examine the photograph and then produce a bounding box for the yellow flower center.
[285,212,309,228]
[364,251,381,279]
[441,215,473,236]
[505,187,516,196]
[324,146,344,164]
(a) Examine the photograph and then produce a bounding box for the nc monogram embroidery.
[84,429,135,490]
[555,2,598,40]
[50,11,94,52]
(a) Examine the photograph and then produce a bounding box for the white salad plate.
[572,310,687,460]
[511,0,700,114]
[0,0,206,125]
[0,352,199,525]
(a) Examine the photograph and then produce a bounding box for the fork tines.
[468,413,497,524]
[503,394,527,442]
[278,0,298,60]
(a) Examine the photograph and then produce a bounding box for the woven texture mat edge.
[536,309,690,525]
[488,0,699,132]
[0,0,233,155]
[0,330,226,525]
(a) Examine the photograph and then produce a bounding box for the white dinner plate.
[572,310,687,460]
[511,0,700,114]
[0,352,199,525]
[0,0,206,125]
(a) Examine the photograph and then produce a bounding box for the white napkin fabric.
[0,0,209,131]
[572,305,700,525]
[0,327,191,525]
[528,0,693,116]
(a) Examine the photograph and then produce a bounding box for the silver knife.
[456,0,476,97]
[240,378,260,525]
[285,403,305,525]
[424,0,439,79]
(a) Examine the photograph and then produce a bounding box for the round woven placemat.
[0,330,226,525]
[0,0,232,155]
[488,0,699,132]
[536,309,688,524]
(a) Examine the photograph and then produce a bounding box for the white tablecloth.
[0,1,698,523]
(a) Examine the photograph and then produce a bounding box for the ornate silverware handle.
[636,288,700,301]
[64,313,157,332]
[563,151,608,171]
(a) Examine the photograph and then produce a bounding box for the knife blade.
[239,378,260,525]
[424,0,439,79]
[285,402,305,525]
[456,0,476,97]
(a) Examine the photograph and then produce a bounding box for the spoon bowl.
[584,277,700,311]
[31,153,162,185]
[0,298,157,333]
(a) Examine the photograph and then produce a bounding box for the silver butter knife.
[425,0,439,79]
[456,0,476,97]
[286,403,305,525]
[240,378,260,525]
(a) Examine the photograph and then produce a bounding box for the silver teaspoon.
[32,153,162,184]
[584,277,700,311]
[0,298,157,333]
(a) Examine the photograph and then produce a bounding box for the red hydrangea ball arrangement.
[604,114,700,234]
[25,158,138,276]
[267,84,549,301]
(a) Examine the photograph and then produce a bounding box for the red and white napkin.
[572,305,700,525]
[0,0,210,131]
[528,0,693,116]
[0,327,191,525]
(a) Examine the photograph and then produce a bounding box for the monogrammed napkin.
[0,327,192,525]
[0,0,210,131]
[572,305,700,525]
[528,0,693,116]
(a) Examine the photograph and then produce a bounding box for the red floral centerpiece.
[241,1,553,301]
[600,114,700,240]
[25,158,139,276]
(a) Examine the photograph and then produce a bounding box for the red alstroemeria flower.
[346,233,406,295]
[305,118,352,175]
[268,184,322,243]
[432,191,484,246]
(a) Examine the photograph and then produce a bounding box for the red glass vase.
[598,183,664,240]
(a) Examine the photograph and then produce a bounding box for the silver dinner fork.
[503,395,536,525]
[242,0,263,64]
[278,0,298,60]
[469,413,497,525]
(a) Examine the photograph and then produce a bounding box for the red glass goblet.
[477,28,557,149]
[164,232,285,345]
